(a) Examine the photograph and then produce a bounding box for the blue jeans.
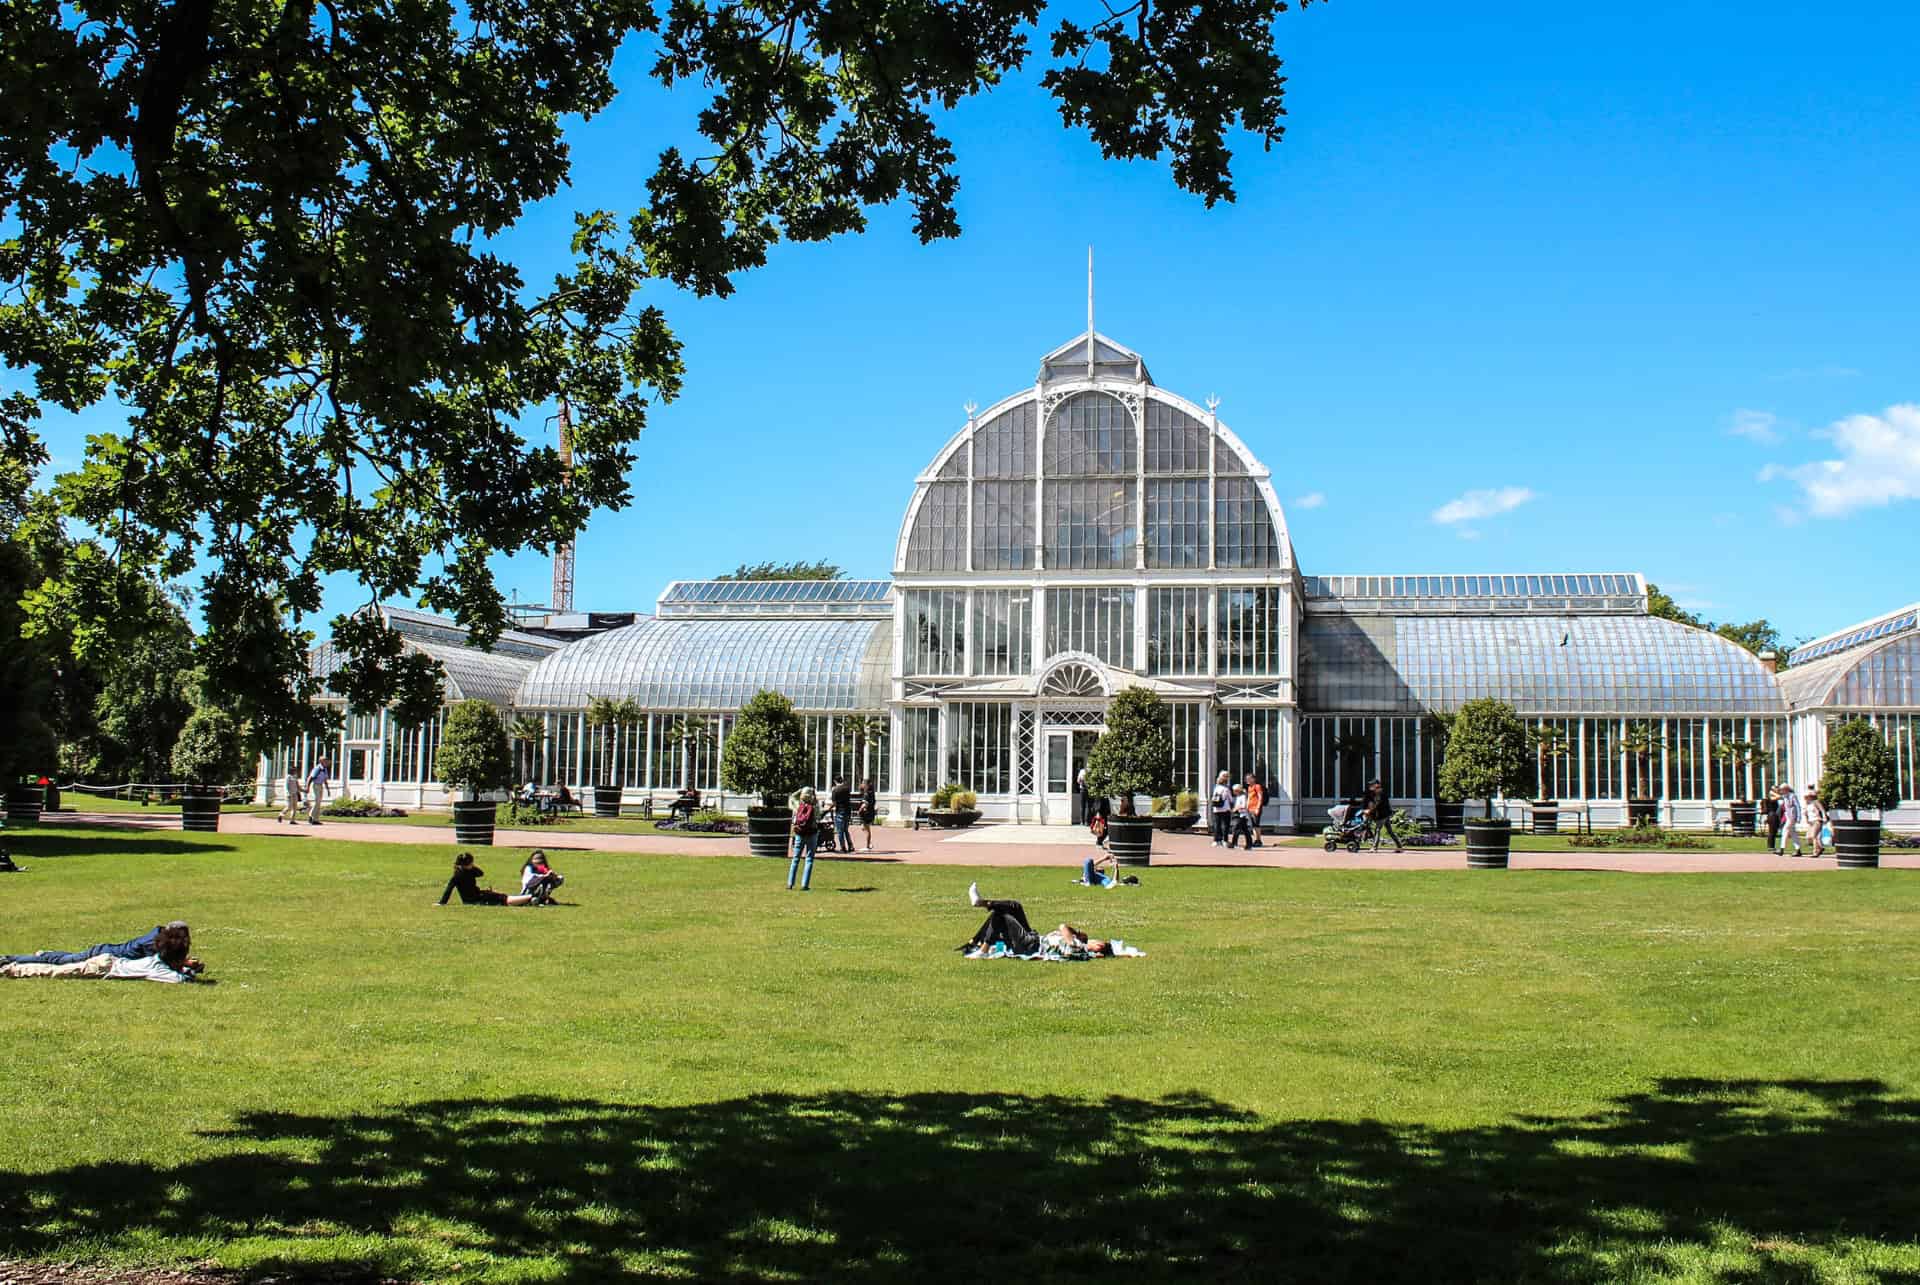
[3,926,159,966]
[833,811,851,852]
[787,829,821,890]
[1081,857,1112,887]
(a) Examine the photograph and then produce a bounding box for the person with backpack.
[1209,771,1233,847]
[788,786,822,891]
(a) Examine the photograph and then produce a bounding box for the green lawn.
[2,823,1918,1282]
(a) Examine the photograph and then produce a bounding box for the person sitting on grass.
[2,922,203,982]
[520,851,564,903]
[1080,851,1120,887]
[438,853,539,906]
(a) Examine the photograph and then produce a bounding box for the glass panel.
[903,708,941,793]
[974,402,1037,479]
[972,479,1036,570]
[1046,734,1069,794]
[1148,587,1209,676]
[971,590,1033,677]
[1217,587,1283,676]
[904,590,967,676]
[1144,399,1208,473]
[1214,708,1282,793]
[1045,586,1136,669]
[1214,477,1279,568]
[946,702,1013,795]
[905,482,967,571]
[1044,479,1137,569]
[1145,478,1209,568]
[1044,392,1135,475]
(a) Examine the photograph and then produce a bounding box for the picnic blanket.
[963,938,1146,962]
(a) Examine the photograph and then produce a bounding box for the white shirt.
[108,955,195,984]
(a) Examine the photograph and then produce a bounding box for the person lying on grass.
[2,922,203,982]
[959,882,1114,960]
[438,852,541,906]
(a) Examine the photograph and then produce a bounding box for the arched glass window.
[1044,393,1136,569]
[905,482,967,571]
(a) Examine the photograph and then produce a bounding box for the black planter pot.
[1531,800,1559,834]
[1107,815,1153,866]
[179,792,222,833]
[1434,802,1465,834]
[1831,818,1881,870]
[4,784,45,823]
[1627,798,1658,827]
[1728,801,1757,837]
[928,809,982,830]
[592,785,622,818]
[452,800,496,846]
[1464,817,1512,870]
[746,807,794,859]
[1149,814,1200,833]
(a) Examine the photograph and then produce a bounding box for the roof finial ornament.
[964,399,978,422]
[1085,246,1097,378]
[1206,394,1221,414]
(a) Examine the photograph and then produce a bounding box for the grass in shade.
[2,823,1917,1282]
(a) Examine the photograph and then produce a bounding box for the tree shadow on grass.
[4,1079,1919,1282]
[2,832,237,858]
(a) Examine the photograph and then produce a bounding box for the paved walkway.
[36,810,1920,872]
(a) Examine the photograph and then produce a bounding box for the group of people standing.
[1762,783,1829,858]
[785,777,878,891]
[1208,772,1268,849]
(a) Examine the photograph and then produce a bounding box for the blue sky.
[29,0,1920,649]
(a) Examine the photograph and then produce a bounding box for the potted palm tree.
[1331,726,1373,805]
[170,706,248,833]
[661,715,715,799]
[1437,698,1533,869]
[584,695,641,817]
[508,713,547,788]
[1083,686,1177,866]
[436,700,512,845]
[1620,720,1666,828]
[721,690,811,858]
[836,714,887,790]
[1711,737,1759,836]
[1819,718,1900,869]
[1426,712,1463,834]
[1529,723,1570,833]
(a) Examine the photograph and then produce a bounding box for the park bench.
[1516,800,1592,835]
[911,804,931,830]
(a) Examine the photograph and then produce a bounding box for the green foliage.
[169,706,247,787]
[321,795,407,819]
[86,580,198,782]
[0,537,58,781]
[1819,719,1900,820]
[715,561,843,581]
[1437,699,1534,817]
[720,691,809,807]
[508,714,547,784]
[661,715,717,791]
[3,0,1304,751]
[434,701,512,801]
[1620,721,1667,798]
[1569,822,1710,851]
[930,782,960,810]
[496,800,558,828]
[584,695,643,784]
[1083,686,1176,801]
[1645,583,1704,628]
[1712,738,1759,801]
[949,789,978,812]
[1647,585,1789,667]
[1152,791,1203,816]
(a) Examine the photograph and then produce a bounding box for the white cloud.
[1765,403,1920,517]
[1728,408,1782,443]
[1293,491,1325,510]
[1431,486,1535,525]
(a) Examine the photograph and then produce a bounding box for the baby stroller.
[1322,802,1368,853]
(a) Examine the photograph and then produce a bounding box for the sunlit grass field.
[2,822,1917,1282]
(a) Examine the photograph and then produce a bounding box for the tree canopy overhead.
[1,0,1311,745]
[715,560,843,582]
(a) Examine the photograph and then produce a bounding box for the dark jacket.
[1365,787,1392,821]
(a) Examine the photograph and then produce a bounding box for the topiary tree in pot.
[170,706,249,833]
[1819,718,1900,869]
[1084,686,1176,866]
[721,690,811,858]
[435,700,512,845]
[1437,698,1533,869]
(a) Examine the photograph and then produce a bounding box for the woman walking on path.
[276,766,304,823]
[1802,786,1828,858]
[856,779,877,852]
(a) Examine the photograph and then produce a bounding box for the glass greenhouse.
[259,331,1920,828]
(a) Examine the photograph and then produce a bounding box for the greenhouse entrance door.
[1042,729,1101,825]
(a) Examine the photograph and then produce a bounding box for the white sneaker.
[968,881,983,907]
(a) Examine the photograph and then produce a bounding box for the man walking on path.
[1776,781,1804,857]
[1365,779,1405,853]
[305,757,331,824]
[276,764,304,823]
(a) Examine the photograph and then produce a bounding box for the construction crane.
[551,398,576,615]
